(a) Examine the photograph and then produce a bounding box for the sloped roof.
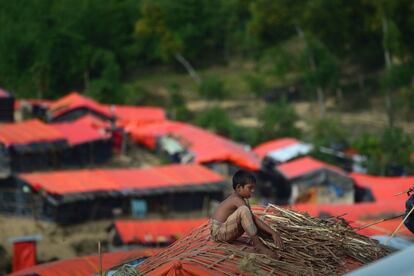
[253,137,301,159]
[108,105,166,127]
[74,114,111,130]
[292,200,405,221]
[351,173,414,201]
[51,120,111,145]
[114,218,207,244]
[134,206,389,276]
[0,119,66,146]
[9,248,160,276]
[19,164,225,196]
[49,92,112,119]
[352,219,414,238]
[130,120,261,171]
[276,156,347,180]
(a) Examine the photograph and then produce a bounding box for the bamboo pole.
[385,205,414,245]
[98,241,103,276]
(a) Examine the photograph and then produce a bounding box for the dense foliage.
[2,0,414,174]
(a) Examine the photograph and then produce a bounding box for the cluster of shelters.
[0,164,224,224]
[4,90,414,274]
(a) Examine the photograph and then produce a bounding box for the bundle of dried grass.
[238,204,392,275]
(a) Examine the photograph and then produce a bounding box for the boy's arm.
[253,215,284,249]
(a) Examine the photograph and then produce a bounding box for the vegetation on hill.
[2,0,414,175]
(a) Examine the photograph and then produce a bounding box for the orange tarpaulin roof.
[0,119,66,146]
[351,173,414,202]
[292,200,405,221]
[114,218,207,244]
[51,120,111,145]
[253,137,300,159]
[9,248,160,276]
[108,105,166,127]
[352,219,414,238]
[74,114,111,129]
[19,164,225,195]
[276,156,346,180]
[130,120,261,171]
[49,92,112,119]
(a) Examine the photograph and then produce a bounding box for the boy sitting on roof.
[211,170,284,259]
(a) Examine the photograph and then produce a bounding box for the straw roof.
[133,205,391,276]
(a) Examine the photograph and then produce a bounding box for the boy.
[210,169,284,258]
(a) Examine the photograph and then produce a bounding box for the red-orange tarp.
[292,200,405,221]
[9,248,160,276]
[49,92,112,119]
[0,119,66,146]
[19,164,224,195]
[130,120,261,171]
[351,173,414,202]
[51,120,110,145]
[115,218,207,244]
[276,156,346,180]
[108,105,166,127]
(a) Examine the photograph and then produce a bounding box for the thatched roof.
[131,205,390,275]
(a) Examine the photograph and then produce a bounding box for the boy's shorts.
[210,205,257,242]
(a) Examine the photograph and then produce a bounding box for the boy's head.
[232,169,256,198]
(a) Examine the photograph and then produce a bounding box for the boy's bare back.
[212,194,247,223]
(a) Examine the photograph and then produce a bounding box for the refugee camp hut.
[48,92,113,122]
[51,119,112,167]
[13,164,226,224]
[108,105,166,153]
[272,156,354,204]
[9,248,160,276]
[108,218,207,247]
[0,88,15,122]
[0,119,68,174]
[254,137,313,166]
[130,206,390,276]
[130,120,261,176]
[108,104,166,129]
[351,173,414,202]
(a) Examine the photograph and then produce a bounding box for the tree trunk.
[382,16,394,128]
[174,53,201,84]
[296,26,325,117]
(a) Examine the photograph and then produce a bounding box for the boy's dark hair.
[232,169,256,189]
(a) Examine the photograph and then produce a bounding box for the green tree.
[257,99,301,143]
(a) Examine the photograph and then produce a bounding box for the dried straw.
[242,204,392,275]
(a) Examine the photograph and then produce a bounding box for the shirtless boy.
[211,169,284,258]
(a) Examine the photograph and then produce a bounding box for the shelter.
[272,156,354,204]
[292,200,405,222]
[109,218,207,246]
[0,88,15,122]
[351,173,414,202]
[126,205,389,276]
[108,104,166,129]
[48,92,113,122]
[9,248,160,276]
[0,119,68,174]
[254,137,313,163]
[130,120,261,174]
[2,164,225,224]
[51,119,112,166]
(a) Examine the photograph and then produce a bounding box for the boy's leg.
[212,205,257,242]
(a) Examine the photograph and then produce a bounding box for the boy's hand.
[272,233,284,250]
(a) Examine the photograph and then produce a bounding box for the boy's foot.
[251,236,280,259]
